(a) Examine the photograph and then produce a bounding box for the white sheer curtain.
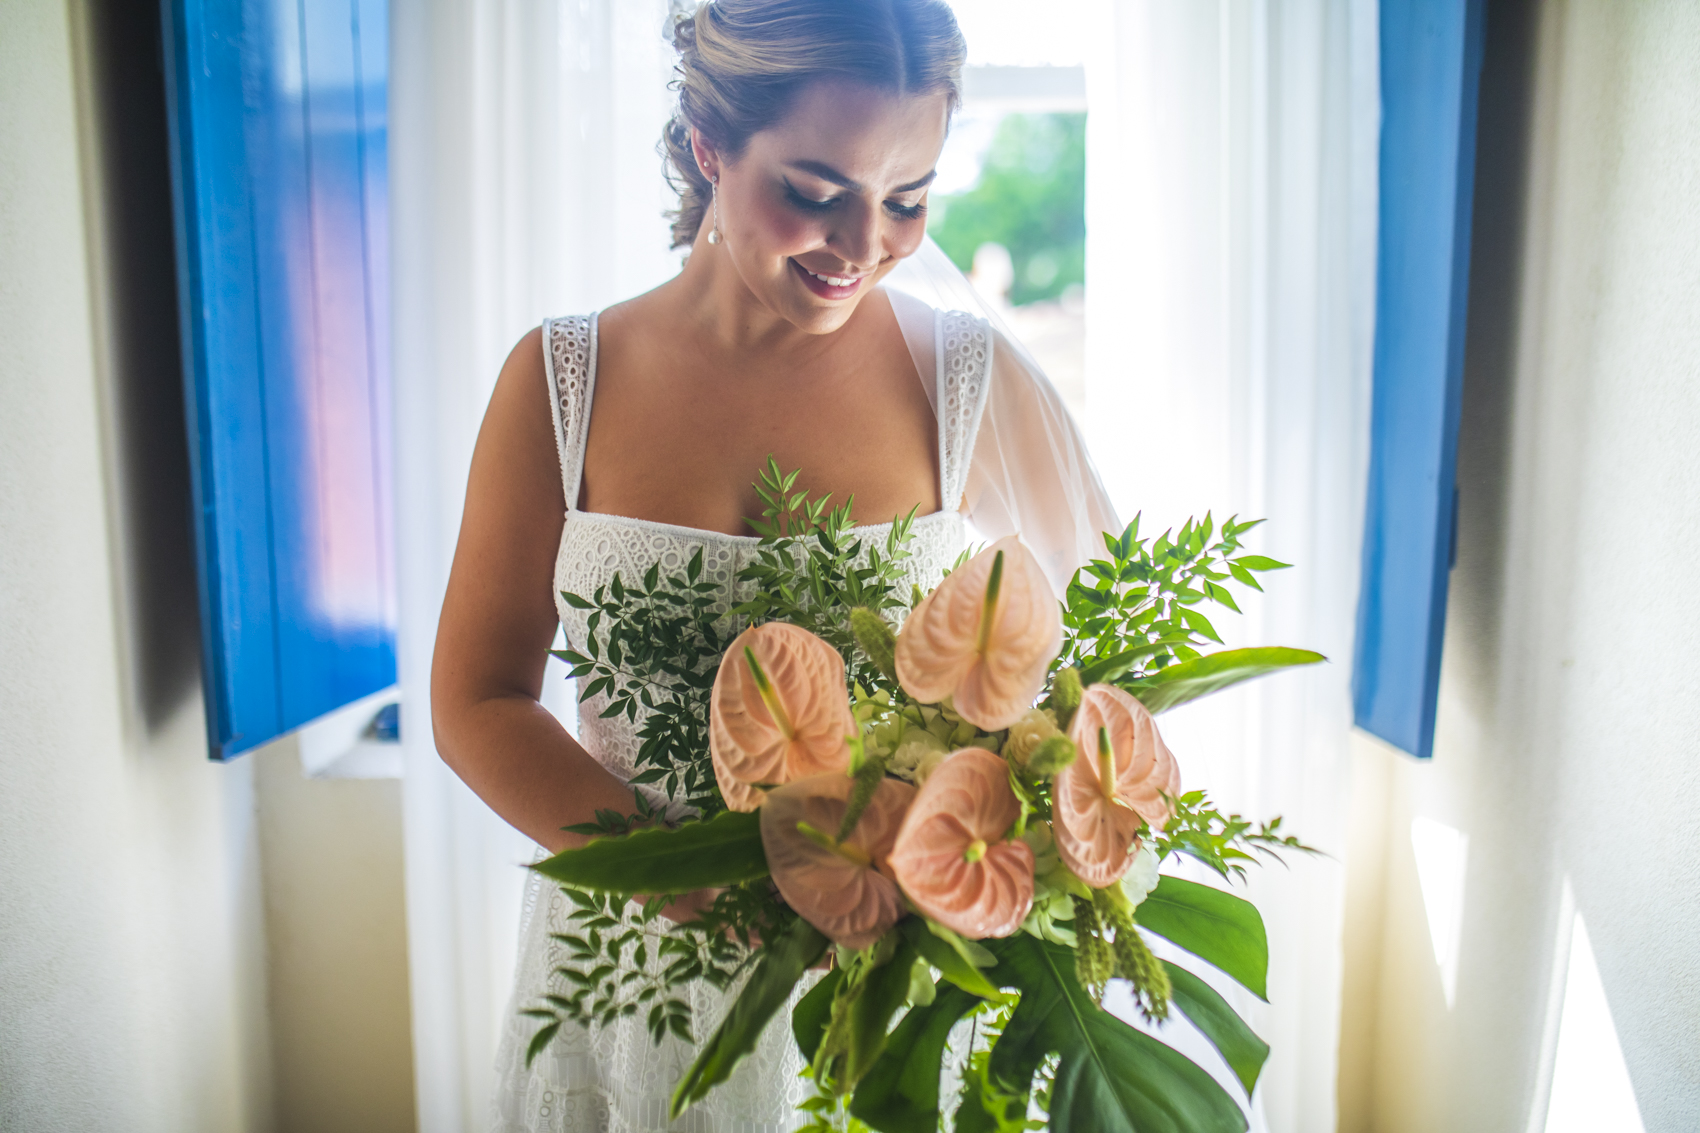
[390,3,676,1130]
[1084,2,1378,1130]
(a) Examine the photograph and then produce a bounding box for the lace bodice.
[492,306,994,1132]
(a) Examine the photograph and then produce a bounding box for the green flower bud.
[1025,735,1078,779]
[1048,667,1084,730]
[849,607,899,684]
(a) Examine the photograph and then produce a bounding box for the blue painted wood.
[1352,0,1486,759]
[160,0,396,759]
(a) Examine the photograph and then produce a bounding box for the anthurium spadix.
[710,622,856,811]
[1053,684,1181,888]
[894,536,1061,731]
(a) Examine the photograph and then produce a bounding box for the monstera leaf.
[532,809,768,894]
[1164,961,1269,1097]
[1134,875,1269,1000]
[973,934,1248,1133]
[1123,647,1325,715]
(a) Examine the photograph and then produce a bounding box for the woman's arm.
[431,328,638,853]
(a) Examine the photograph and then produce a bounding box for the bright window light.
[1410,816,1469,1008]
[948,0,1092,66]
[1543,912,1645,1133]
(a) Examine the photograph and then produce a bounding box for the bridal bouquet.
[525,461,1321,1133]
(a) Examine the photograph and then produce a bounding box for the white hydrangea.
[887,729,948,782]
[1001,707,1061,770]
[1121,843,1161,908]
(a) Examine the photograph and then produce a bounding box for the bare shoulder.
[473,325,565,514]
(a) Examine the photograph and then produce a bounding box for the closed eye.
[785,181,927,221]
[784,182,838,212]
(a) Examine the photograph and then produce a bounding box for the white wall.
[0,2,273,1130]
[1340,1,1700,1129]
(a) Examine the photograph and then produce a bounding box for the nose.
[828,199,884,272]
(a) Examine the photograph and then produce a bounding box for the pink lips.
[791,258,864,300]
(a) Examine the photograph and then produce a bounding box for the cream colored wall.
[255,739,416,1133]
[1339,1,1700,1130]
[0,2,273,1130]
[2,3,417,1131]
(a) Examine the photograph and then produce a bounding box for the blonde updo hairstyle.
[663,0,967,249]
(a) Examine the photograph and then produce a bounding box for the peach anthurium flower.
[894,536,1062,731]
[1053,683,1181,888]
[888,748,1036,939]
[710,622,856,812]
[760,773,916,949]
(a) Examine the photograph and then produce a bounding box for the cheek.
[886,220,927,259]
[740,197,823,256]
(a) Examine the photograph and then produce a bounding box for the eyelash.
[784,183,927,221]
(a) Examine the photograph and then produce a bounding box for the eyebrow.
[787,160,937,195]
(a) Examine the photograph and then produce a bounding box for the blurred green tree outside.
[929,112,1086,306]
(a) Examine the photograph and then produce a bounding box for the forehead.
[746,78,950,187]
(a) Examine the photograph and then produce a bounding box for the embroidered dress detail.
[493,304,993,1133]
[936,309,992,512]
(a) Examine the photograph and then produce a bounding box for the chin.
[767,257,902,335]
[784,297,862,335]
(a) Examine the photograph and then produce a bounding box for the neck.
[667,231,822,356]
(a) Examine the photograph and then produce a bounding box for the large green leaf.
[671,918,827,1117]
[792,967,843,1062]
[1123,647,1326,714]
[1135,876,1268,1001]
[979,934,1247,1133]
[850,981,982,1133]
[1164,961,1269,1096]
[532,809,767,894]
[848,938,921,1085]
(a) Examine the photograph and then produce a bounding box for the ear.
[689,128,721,183]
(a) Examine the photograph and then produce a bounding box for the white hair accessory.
[664,0,700,46]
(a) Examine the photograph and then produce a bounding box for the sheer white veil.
[882,237,1121,594]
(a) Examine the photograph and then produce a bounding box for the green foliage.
[1126,646,1326,714]
[521,886,755,1063]
[1163,962,1269,1097]
[930,114,1086,307]
[848,979,983,1133]
[672,917,830,1117]
[1058,514,1290,684]
[734,459,921,694]
[556,544,732,813]
[976,934,1248,1133]
[1155,790,1319,882]
[556,461,927,816]
[901,919,1008,1003]
[953,1001,1049,1133]
[559,793,661,839]
[534,459,1311,1129]
[1134,875,1270,1001]
[532,809,769,895]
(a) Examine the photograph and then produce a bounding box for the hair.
[661,0,967,249]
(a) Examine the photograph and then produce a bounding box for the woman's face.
[699,79,950,334]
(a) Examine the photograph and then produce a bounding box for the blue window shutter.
[161,0,395,760]
[1353,0,1486,759]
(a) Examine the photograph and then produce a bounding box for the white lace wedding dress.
[489,304,995,1133]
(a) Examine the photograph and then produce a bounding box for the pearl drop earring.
[707,177,723,245]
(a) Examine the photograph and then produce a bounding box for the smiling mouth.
[791,258,867,298]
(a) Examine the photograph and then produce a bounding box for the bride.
[432,1,1117,1128]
